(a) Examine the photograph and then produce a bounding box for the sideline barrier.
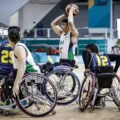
[32,52,115,64]
[32,52,83,63]
[0,39,106,54]
[32,52,115,82]
[32,52,85,83]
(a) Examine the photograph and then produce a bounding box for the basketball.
[65,4,79,16]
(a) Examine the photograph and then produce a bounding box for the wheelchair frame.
[0,73,57,117]
[40,63,81,105]
[78,72,120,111]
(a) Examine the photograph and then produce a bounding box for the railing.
[0,27,8,39]
[0,27,118,39]
[21,28,112,39]
[77,44,108,55]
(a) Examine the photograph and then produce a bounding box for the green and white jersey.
[59,32,77,60]
[12,43,40,73]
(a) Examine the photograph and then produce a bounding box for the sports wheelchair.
[39,61,80,105]
[0,73,57,117]
[78,66,120,111]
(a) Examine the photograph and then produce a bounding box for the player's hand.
[69,4,78,15]
[13,83,19,97]
[70,7,76,12]
[70,4,77,10]
[84,69,90,76]
[64,13,68,17]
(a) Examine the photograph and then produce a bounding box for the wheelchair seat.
[96,66,114,88]
[37,63,54,74]
[97,73,114,78]
[38,62,78,74]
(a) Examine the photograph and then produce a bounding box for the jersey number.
[96,55,108,66]
[1,50,12,64]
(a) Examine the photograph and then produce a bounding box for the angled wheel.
[78,73,95,111]
[46,68,80,105]
[15,73,57,117]
[110,73,120,107]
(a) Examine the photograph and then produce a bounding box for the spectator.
[111,47,116,54]
[52,47,56,55]
[47,47,57,55]
[118,48,120,54]
[38,47,44,52]
[30,30,35,38]
[47,47,52,55]
[55,47,59,55]
[24,29,28,38]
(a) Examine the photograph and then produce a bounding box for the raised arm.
[13,46,26,96]
[68,6,79,43]
[51,14,67,36]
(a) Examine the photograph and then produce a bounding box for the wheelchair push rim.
[15,73,57,117]
[47,69,80,105]
[79,72,95,111]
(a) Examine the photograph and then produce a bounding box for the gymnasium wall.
[88,0,110,28]
[22,39,106,54]
[0,39,106,54]
[4,1,120,29]
[20,3,56,30]
[0,0,29,26]
[39,3,120,29]
[10,3,57,30]
[38,5,88,28]
[113,4,120,29]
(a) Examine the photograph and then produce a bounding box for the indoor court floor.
[0,64,120,120]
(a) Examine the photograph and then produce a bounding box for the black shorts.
[59,59,76,67]
[8,69,17,84]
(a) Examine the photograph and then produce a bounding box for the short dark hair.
[8,29,20,43]
[62,18,68,24]
[8,26,20,32]
[85,44,99,53]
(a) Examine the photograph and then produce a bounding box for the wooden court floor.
[0,64,120,120]
[0,102,120,120]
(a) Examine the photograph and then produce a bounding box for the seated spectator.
[111,47,116,54]
[38,47,44,52]
[52,47,56,55]
[118,48,120,54]
[55,47,59,55]
[30,30,35,38]
[47,47,52,55]
[47,47,57,55]
[24,29,28,38]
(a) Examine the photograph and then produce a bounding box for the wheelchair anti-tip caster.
[79,107,84,112]
[52,110,56,115]
[118,106,120,111]
[102,102,106,107]
[76,99,78,104]
[4,111,11,116]
[0,109,3,113]
[91,106,94,111]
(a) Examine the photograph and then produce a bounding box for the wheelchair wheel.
[78,73,95,111]
[110,73,120,107]
[46,69,80,105]
[15,73,57,117]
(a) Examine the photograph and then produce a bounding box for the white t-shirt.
[59,32,77,60]
[12,43,40,73]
